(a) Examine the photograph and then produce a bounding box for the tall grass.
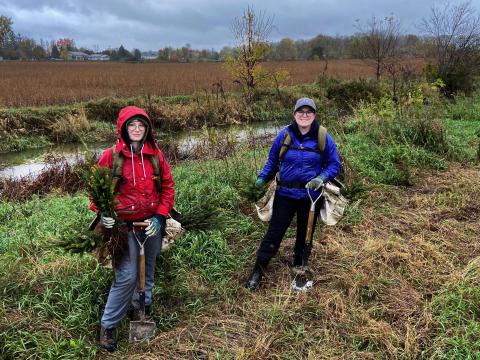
[428,258,480,358]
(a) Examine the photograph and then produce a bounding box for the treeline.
[0,32,429,63]
[1,14,428,62]
[0,16,48,60]
[156,34,428,62]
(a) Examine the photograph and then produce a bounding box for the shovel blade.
[291,266,314,292]
[129,320,156,343]
[291,275,313,292]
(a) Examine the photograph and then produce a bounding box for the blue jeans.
[101,229,162,329]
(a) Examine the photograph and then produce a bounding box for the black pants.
[256,193,322,265]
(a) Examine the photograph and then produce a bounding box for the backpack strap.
[318,125,327,152]
[279,131,292,160]
[278,126,328,160]
[149,153,163,193]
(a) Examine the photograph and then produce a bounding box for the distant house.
[0,56,3,61]
[68,51,89,60]
[141,55,157,60]
[88,54,110,61]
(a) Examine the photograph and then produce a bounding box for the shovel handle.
[139,253,145,292]
[306,210,315,244]
[133,221,149,227]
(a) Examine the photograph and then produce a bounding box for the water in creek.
[0,121,286,179]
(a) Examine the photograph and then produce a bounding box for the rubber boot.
[293,254,303,267]
[99,326,117,352]
[245,258,269,291]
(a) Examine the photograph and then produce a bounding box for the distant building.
[0,56,3,61]
[88,54,110,61]
[141,55,157,60]
[68,51,89,60]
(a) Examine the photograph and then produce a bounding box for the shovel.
[291,186,324,292]
[129,221,156,343]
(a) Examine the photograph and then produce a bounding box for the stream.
[0,121,286,179]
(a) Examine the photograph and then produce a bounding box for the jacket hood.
[115,106,158,156]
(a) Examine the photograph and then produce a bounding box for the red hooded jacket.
[90,106,175,221]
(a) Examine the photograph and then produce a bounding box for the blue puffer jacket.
[258,121,342,199]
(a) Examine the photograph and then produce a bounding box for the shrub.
[83,97,132,122]
[326,79,383,112]
[424,63,476,96]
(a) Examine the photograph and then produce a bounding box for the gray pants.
[101,229,162,329]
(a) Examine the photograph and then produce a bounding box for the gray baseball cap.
[293,97,316,113]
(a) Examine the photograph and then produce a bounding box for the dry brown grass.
[118,164,480,359]
[0,59,424,107]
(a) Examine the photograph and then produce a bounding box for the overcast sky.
[1,0,478,51]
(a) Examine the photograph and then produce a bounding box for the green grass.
[339,132,447,186]
[0,196,112,359]
[0,135,53,153]
[445,91,480,122]
[444,119,480,162]
[428,262,480,359]
[0,154,266,359]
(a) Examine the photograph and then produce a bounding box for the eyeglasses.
[127,122,146,131]
[295,110,315,117]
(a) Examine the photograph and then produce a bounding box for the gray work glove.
[100,214,115,229]
[305,176,325,191]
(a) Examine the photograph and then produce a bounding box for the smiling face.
[294,106,316,133]
[126,119,147,144]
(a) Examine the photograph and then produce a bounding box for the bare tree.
[351,15,401,80]
[225,6,274,101]
[420,1,480,94]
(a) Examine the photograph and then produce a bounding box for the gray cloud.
[0,0,476,50]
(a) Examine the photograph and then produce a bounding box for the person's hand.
[255,178,266,188]
[101,214,115,229]
[145,214,166,237]
[305,176,324,191]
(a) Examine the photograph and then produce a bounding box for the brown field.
[0,59,424,107]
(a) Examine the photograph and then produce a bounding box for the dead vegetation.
[0,155,89,202]
[0,60,424,107]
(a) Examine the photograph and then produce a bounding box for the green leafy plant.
[238,175,266,202]
[70,164,127,265]
[81,165,116,217]
[326,79,383,112]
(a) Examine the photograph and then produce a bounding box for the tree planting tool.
[129,221,156,343]
[291,186,324,292]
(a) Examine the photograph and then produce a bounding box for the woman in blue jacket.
[246,97,342,291]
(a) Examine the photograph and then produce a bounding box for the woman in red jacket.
[94,106,174,352]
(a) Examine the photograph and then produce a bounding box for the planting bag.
[320,181,349,226]
[162,217,184,251]
[255,178,277,222]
